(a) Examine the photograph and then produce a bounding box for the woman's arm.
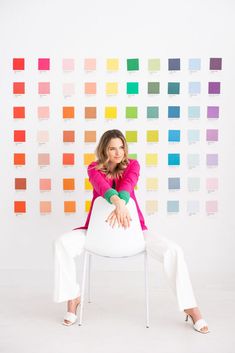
[117,160,140,204]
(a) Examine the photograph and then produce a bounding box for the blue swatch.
[168,153,180,166]
[168,106,180,118]
[167,200,179,213]
[168,130,180,142]
[188,58,201,71]
[168,58,180,71]
[168,177,180,190]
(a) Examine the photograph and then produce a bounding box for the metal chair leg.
[144,251,150,328]
[79,251,89,326]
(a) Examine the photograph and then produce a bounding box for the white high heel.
[62,301,80,326]
[185,314,209,334]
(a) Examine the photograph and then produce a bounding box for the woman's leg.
[53,229,86,303]
[143,230,197,311]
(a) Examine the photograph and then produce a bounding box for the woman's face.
[107,138,125,165]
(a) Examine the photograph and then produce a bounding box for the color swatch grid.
[12,57,221,217]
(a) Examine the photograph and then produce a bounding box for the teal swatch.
[127,82,139,94]
[168,82,180,94]
[147,106,159,119]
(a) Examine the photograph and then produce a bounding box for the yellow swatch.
[106,82,118,95]
[85,200,92,212]
[147,130,159,142]
[146,153,158,166]
[146,178,158,190]
[146,200,158,214]
[105,106,117,119]
[106,58,119,71]
[84,178,93,190]
[84,153,95,165]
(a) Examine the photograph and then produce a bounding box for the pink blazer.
[73,159,148,231]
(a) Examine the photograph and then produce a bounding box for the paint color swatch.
[37,130,49,144]
[188,58,201,71]
[84,131,96,142]
[14,130,25,142]
[207,154,218,166]
[63,153,74,165]
[168,178,180,190]
[148,82,160,94]
[126,82,139,94]
[63,106,75,119]
[106,58,119,71]
[146,200,158,214]
[38,82,50,95]
[168,82,180,94]
[167,200,179,213]
[64,201,76,213]
[187,154,200,169]
[206,129,218,142]
[206,178,218,192]
[168,58,180,71]
[146,154,158,166]
[13,58,25,70]
[13,107,25,119]
[206,200,218,214]
[85,107,96,119]
[63,131,75,143]
[13,82,25,94]
[84,82,96,94]
[168,154,180,166]
[40,179,51,191]
[126,107,138,119]
[14,201,26,213]
[84,58,96,71]
[188,106,200,119]
[210,58,222,70]
[63,178,75,190]
[63,58,75,71]
[147,130,159,142]
[168,106,180,118]
[14,153,25,166]
[208,82,220,94]
[105,106,117,119]
[148,59,160,71]
[38,58,50,70]
[40,201,51,213]
[207,106,219,119]
[127,58,139,71]
[15,178,27,190]
[126,131,137,142]
[38,153,50,166]
[38,106,50,119]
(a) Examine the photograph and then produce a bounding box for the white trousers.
[53,229,197,311]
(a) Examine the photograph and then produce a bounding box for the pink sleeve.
[87,162,112,196]
[118,160,140,194]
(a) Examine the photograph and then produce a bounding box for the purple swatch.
[210,58,222,70]
[208,82,221,94]
[206,129,218,142]
[207,106,219,119]
[207,154,218,166]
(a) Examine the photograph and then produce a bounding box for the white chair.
[79,196,149,328]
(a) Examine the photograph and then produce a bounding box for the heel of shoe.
[185,314,189,322]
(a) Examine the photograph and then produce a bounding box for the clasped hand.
[105,203,132,229]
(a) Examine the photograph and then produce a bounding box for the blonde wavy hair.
[94,129,129,179]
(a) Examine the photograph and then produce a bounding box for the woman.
[53,129,209,333]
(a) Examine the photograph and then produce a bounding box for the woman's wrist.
[110,194,126,207]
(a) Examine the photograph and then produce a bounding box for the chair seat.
[85,197,145,257]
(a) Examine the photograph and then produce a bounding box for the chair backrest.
[85,197,145,257]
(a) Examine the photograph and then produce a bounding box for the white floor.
[1,269,235,353]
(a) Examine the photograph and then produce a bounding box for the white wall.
[0,0,234,276]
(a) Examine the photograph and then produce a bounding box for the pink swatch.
[38,58,50,70]
[84,58,96,71]
[38,82,50,95]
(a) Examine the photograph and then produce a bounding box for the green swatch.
[127,58,139,71]
[148,82,160,94]
[126,106,138,119]
[127,82,139,94]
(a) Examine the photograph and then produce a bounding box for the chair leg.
[79,251,89,326]
[88,253,92,303]
[144,251,150,328]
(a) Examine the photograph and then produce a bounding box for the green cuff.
[118,190,130,204]
[104,188,119,204]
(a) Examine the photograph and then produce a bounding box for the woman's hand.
[106,204,132,229]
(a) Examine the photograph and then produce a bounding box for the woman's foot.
[184,307,209,333]
[63,297,81,325]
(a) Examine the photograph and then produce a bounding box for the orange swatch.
[63,153,74,165]
[64,201,76,213]
[14,153,25,165]
[85,107,96,119]
[63,178,75,190]
[14,201,26,213]
[63,106,75,119]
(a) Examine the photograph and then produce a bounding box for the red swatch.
[13,58,25,70]
[63,153,74,165]
[14,130,26,142]
[13,82,25,94]
[13,107,25,119]
[14,201,26,213]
